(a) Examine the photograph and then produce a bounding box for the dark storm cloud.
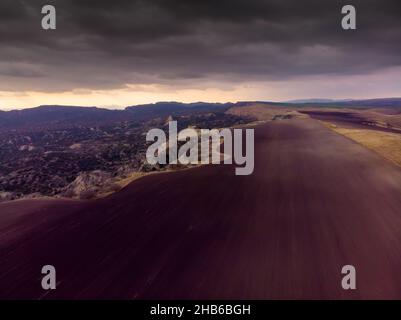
[0,0,400,92]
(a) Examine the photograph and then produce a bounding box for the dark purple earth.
[1,118,401,299]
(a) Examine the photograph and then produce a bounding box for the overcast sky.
[1,0,401,109]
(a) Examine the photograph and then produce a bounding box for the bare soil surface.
[1,118,401,299]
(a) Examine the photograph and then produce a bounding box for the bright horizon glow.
[1,67,401,110]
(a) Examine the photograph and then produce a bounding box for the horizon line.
[2,97,401,112]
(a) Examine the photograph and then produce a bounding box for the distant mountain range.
[283,97,401,107]
[0,102,233,131]
[125,101,234,120]
[1,98,401,131]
